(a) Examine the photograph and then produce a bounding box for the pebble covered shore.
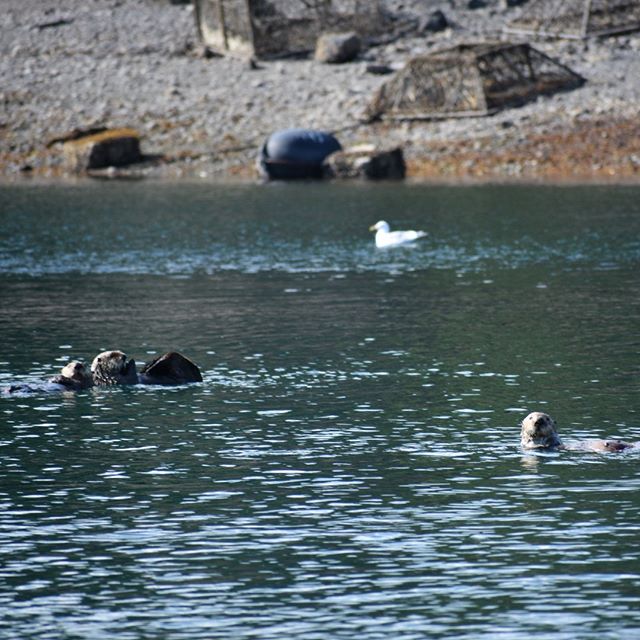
[2,0,640,181]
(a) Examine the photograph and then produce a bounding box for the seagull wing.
[377,229,427,247]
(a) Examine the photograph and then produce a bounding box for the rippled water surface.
[1,181,639,639]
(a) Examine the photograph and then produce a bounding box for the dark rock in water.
[324,146,405,180]
[62,128,142,173]
[314,32,361,64]
[467,0,487,9]
[259,128,342,180]
[139,352,203,385]
[419,10,449,33]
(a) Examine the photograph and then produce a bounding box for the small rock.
[324,146,405,180]
[419,10,448,33]
[196,44,218,59]
[366,64,395,75]
[315,32,361,64]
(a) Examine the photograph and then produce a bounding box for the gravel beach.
[2,0,639,182]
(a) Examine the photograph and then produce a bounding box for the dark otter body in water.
[3,351,202,395]
[139,352,202,385]
[521,412,637,453]
[3,360,92,395]
[91,350,202,386]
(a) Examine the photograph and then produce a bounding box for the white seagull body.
[369,220,427,248]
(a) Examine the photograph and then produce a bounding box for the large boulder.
[324,146,405,180]
[62,128,142,172]
[314,32,361,64]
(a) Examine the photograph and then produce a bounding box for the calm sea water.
[1,181,639,639]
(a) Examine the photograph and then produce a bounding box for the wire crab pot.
[193,0,383,58]
[505,0,640,40]
[364,42,586,121]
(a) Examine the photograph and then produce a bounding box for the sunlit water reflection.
[1,182,639,639]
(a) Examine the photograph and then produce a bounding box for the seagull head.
[369,220,390,233]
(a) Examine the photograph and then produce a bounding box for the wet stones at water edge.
[520,411,637,453]
[3,351,202,395]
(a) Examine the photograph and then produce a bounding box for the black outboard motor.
[258,128,341,180]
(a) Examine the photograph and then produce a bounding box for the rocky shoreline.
[2,0,640,182]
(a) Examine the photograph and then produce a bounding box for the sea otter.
[91,350,202,386]
[2,351,202,395]
[91,350,138,386]
[2,360,93,395]
[521,411,636,453]
[51,360,94,390]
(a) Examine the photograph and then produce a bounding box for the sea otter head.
[60,361,93,387]
[521,411,562,449]
[91,350,138,386]
[50,360,93,390]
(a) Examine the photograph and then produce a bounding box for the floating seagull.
[369,220,427,248]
